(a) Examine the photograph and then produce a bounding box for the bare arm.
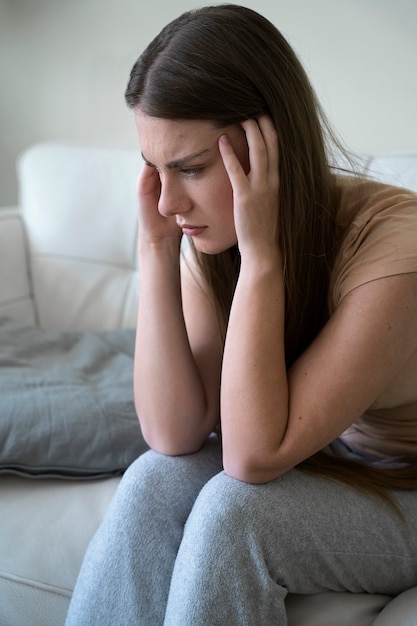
[221,262,417,483]
[218,117,417,483]
[134,165,220,454]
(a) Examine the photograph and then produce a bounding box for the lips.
[178,224,207,237]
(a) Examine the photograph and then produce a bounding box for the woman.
[66,5,417,624]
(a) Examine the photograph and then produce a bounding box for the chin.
[191,236,238,256]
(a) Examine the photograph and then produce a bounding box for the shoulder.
[330,176,417,310]
[335,175,417,230]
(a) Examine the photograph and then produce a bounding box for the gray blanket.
[0,317,148,478]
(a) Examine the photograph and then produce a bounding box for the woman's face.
[135,112,249,254]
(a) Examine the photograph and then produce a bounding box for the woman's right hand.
[137,163,182,246]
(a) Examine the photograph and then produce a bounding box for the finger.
[257,115,279,175]
[240,119,268,180]
[218,134,249,190]
[137,163,161,197]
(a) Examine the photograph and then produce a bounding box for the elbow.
[143,435,203,457]
[137,413,207,457]
[141,426,203,457]
[134,400,190,456]
[223,455,287,484]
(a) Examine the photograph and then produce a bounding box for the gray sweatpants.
[65,437,417,625]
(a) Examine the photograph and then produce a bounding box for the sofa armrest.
[0,207,36,325]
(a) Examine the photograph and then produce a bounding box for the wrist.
[138,235,182,259]
[239,245,283,276]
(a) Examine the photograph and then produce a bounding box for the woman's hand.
[218,116,280,259]
[137,163,182,247]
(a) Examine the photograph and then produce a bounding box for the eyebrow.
[141,148,211,169]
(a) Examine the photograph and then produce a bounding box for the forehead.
[135,112,220,161]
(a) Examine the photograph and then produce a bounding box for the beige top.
[329,177,417,460]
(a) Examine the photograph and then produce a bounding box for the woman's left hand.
[218,115,280,259]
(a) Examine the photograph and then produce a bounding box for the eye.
[180,167,202,177]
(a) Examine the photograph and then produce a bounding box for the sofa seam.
[30,251,137,272]
[0,295,33,307]
[0,569,72,598]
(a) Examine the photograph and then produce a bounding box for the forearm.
[220,251,288,482]
[135,241,213,454]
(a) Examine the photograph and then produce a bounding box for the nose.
[158,177,192,218]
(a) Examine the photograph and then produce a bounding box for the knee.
[111,449,196,512]
[123,435,222,490]
[119,449,197,507]
[186,472,258,540]
[123,449,170,485]
[115,441,223,519]
[103,451,163,520]
[184,469,318,550]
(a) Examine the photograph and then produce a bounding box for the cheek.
[204,164,233,206]
[214,174,234,218]
[204,160,235,225]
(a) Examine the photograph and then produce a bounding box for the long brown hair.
[125,4,417,503]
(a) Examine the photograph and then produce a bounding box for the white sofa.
[1,142,417,626]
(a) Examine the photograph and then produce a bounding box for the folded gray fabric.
[0,317,148,478]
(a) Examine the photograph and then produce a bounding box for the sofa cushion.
[0,317,148,478]
[0,473,394,626]
[371,587,417,625]
[0,475,119,626]
[286,592,392,626]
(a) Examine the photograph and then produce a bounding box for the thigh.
[65,436,223,626]
[186,468,417,596]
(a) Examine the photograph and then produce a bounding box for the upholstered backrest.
[366,153,417,192]
[15,144,417,333]
[19,143,140,331]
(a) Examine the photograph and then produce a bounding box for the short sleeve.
[329,182,417,312]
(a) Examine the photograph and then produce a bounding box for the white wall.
[0,0,416,205]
